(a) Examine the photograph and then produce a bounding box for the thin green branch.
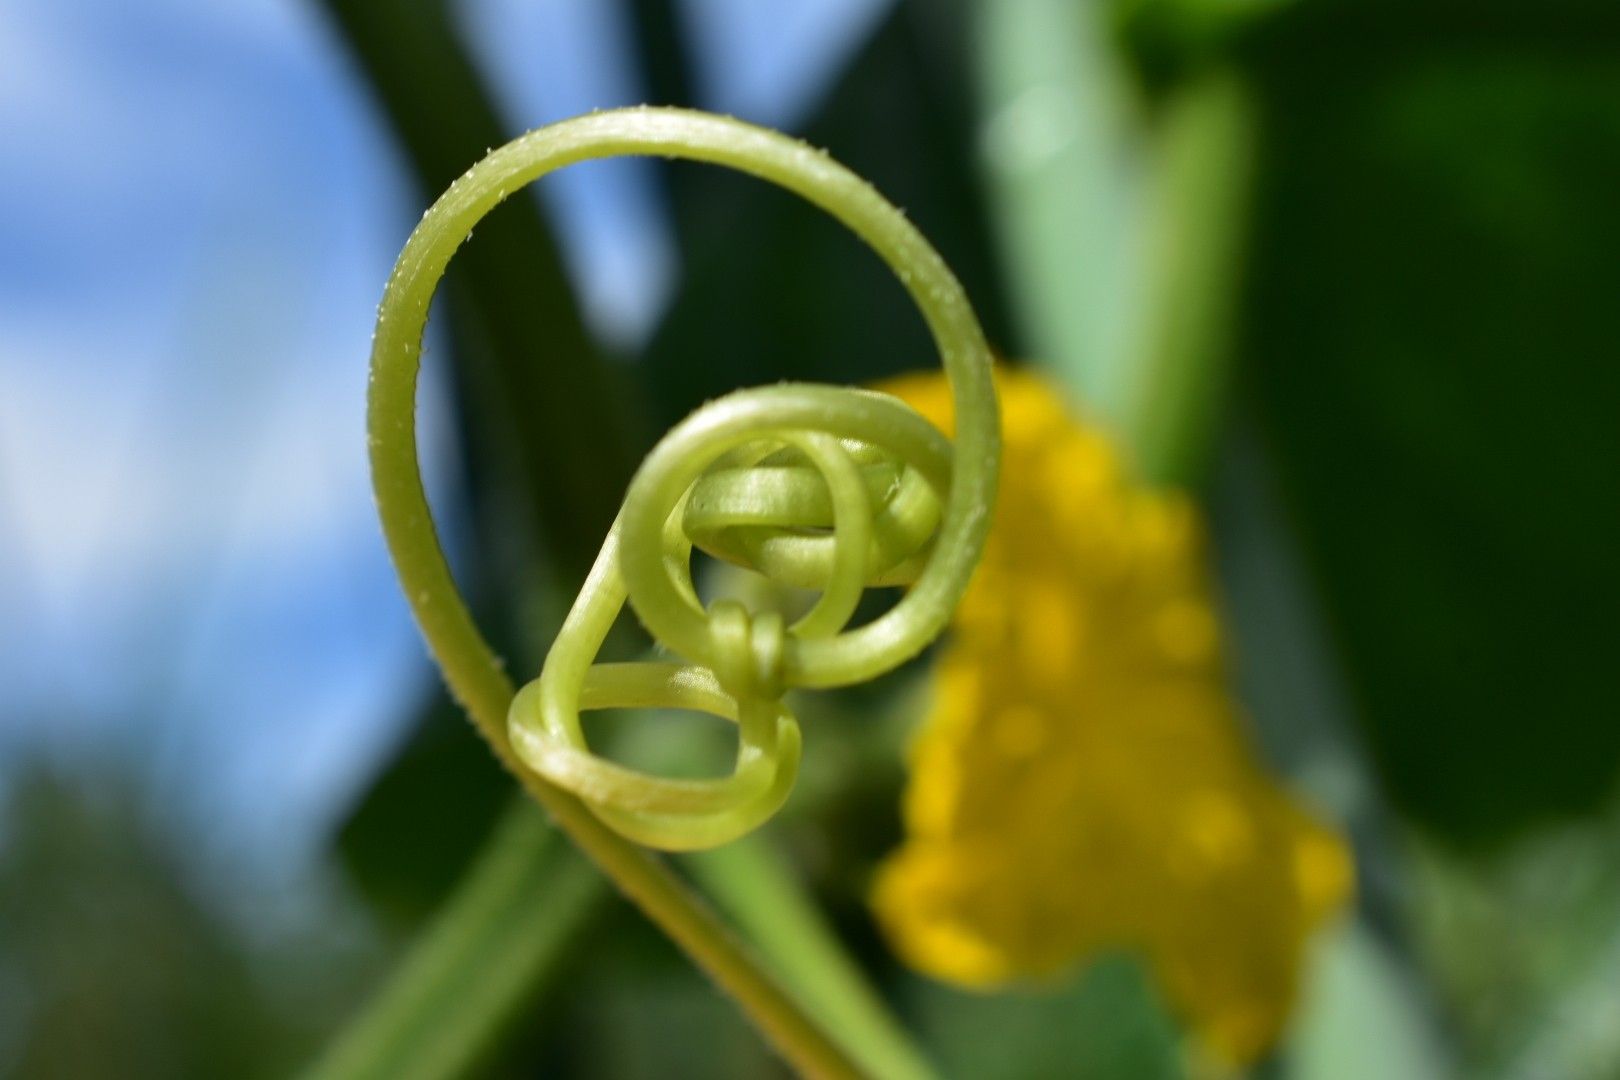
[1125,68,1256,486]
[319,749,942,1080]
[307,805,603,1080]
[974,0,1256,485]
[690,839,936,1080]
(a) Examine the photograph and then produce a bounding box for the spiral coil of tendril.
[369,107,999,853]
[509,385,964,849]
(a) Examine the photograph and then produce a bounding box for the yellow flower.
[870,368,1352,1065]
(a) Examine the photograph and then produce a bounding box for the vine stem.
[369,108,996,1077]
[306,804,603,1080]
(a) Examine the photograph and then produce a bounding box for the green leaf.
[1239,42,1620,842]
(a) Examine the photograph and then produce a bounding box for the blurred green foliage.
[1238,5,1620,842]
[0,769,361,1078]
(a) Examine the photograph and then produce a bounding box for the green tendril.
[369,106,998,1074]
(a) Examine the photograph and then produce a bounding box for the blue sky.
[0,0,887,898]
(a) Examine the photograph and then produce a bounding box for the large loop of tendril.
[370,108,999,853]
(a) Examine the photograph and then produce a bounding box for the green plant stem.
[320,765,939,1080]
[974,0,1255,485]
[690,838,937,1080]
[369,109,994,1078]
[976,0,1144,423]
[307,804,604,1080]
[1125,68,1256,486]
[319,792,939,1080]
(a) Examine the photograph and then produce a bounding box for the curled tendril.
[510,386,965,849]
[370,107,999,854]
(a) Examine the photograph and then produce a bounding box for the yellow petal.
[870,368,1353,1065]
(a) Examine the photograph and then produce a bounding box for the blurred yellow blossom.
[870,367,1352,1065]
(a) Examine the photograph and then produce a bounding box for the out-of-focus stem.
[690,838,938,1080]
[974,0,1256,485]
[306,805,603,1080]
[1126,69,1257,486]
